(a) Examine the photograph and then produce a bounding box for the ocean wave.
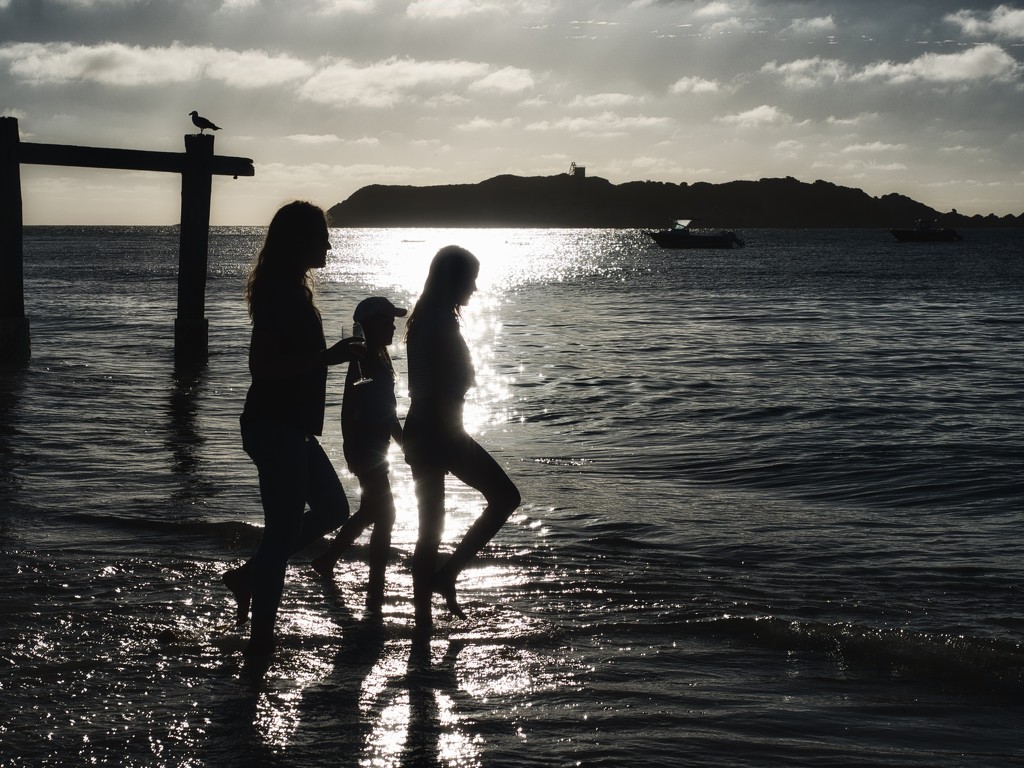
[684,615,1024,693]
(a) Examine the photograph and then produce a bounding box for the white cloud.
[205,49,315,88]
[761,57,850,88]
[456,116,518,131]
[669,76,722,94]
[0,42,312,88]
[695,1,744,18]
[299,56,489,108]
[787,16,836,35]
[773,139,803,157]
[854,43,1020,84]
[406,0,546,19]
[311,0,376,13]
[717,104,792,127]
[841,141,907,153]
[469,66,534,93]
[526,111,672,137]
[285,133,344,144]
[706,18,760,35]
[569,92,642,108]
[763,45,1020,90]
[826,113,878,127]
[50,0,139,6]
[946,5,1024,39]
[820,159,909,174]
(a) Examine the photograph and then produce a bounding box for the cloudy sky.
[2,0,1023,224]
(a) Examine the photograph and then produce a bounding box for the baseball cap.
[353,296,408,323]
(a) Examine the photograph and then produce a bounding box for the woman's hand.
[323,337,366,366]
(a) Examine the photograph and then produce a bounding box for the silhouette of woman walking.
[224,200,361,657]
[403,245,521,641]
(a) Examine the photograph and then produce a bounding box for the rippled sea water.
[1,226,1022,767]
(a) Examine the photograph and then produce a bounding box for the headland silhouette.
[327,174,1023,229]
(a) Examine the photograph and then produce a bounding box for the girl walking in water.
[402,245,521,641]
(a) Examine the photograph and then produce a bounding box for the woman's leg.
[245,429,311,656]
[410,465,446,639]
[226,436,348,626]
[297,436,350,547]
[433,437,520,610]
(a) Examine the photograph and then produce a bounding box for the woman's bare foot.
[243,618,275,657]
[431,572,466,619]
[222,564,251,627]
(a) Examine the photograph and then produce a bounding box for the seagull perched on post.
[189,111,221,134]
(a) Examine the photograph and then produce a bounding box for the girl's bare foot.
[222,565,251,627]
[431,572,466,619]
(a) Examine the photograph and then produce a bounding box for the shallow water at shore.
[2,226,1023,766]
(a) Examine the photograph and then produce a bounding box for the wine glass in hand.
[351,322,373,386]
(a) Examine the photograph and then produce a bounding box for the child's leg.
[362,469,396,610]
[310,463,389,578]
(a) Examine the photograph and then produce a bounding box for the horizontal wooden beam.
[17,141,255,177]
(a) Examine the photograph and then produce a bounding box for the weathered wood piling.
[0,116,254,366]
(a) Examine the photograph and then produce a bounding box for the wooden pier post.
[175,134,214,366]
[0,117,30,363]
[0,117,253,366]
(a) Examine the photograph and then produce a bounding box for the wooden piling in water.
[175,134,215,366]
[0,116,254,366]
[0,117,31,364]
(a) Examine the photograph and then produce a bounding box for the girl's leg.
[411,465,446,640]
[433,437,520,609]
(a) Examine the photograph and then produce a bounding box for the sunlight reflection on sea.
[2,226,1022,767]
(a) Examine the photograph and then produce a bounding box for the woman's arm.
[249,328,361,378]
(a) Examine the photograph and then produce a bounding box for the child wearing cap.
[311,296,406,613]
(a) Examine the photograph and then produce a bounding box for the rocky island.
[327,173,1023,229]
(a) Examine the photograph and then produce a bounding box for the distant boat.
[648,220,745,249]
[890,220,962,242]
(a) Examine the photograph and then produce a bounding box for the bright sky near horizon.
[2,0,1023,224]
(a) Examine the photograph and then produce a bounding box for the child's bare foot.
[222,564,251,627]
[431,572,466,619]
[310,553,336,579]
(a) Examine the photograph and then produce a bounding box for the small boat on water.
[648,220,745,249]
[890,220,962,242]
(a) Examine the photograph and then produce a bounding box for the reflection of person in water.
[402,245,521,641]
[223,200,361,657]
[311,296,406,613]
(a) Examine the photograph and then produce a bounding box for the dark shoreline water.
[2,226,1022,767]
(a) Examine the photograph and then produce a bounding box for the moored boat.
[649,220,744,249]
[890,220,962,242]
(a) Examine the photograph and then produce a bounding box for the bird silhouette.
[189,111,221,134]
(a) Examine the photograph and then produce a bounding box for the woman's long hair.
[245,200,326,319]
[405,245,480,340]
